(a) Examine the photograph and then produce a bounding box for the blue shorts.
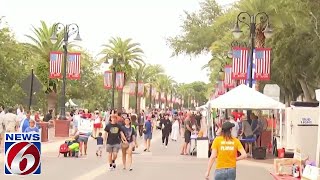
[144,133,152,140]
[78,136,89,143]
[215,168,236,180]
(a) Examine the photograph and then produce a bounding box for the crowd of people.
[58,107,206,172]
[0,106,41,152]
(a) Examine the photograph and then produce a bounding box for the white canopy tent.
[208,84,285,147]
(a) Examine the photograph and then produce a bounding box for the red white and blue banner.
[67,52,81,80]
[152,88,157,97]
[49,51,63,79]
[224,65,234,88]
[115,72,125,90]
[103,71,113,89]
[138,82,144,96]
[217,80,226,95]
[161,92,165,102]
[254,48,271,81]
[129,82,136,95]
[232,47,248,80]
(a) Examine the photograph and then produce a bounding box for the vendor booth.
[208,84,286,147]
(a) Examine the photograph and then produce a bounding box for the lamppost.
[149,78,155,109]
[231,12,273,88]
[50,23,82,120]
[104,57,125,110]
[232,12,273,123]
[135,72,139,113]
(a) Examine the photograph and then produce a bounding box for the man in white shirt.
[3,108,19,132]
[229,116,239,138]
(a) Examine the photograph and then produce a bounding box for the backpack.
[58,143,69,157]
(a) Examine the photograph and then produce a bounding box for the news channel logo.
[4,133,41,175]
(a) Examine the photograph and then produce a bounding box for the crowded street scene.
[1,0,320,179]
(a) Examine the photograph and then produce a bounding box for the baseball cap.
[222,122,235,130]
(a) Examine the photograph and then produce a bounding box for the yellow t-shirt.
[211,136,244,169]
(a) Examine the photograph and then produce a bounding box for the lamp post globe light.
[50,23,81,121]
[104,57,125,110]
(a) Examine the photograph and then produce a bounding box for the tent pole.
[279,109,283,148]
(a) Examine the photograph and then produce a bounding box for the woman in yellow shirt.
[205,121,247,180]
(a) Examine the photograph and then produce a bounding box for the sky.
[0,0,236,84]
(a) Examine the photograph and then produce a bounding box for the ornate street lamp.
[231,12,273,88]
[50,23,81,120]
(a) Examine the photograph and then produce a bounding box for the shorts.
[78,136,89,144]
[106,144,121,153]
[144,133,152,140]
[97,144,104,151]
[94,123,101,129]
[184,132,191,143]
[215,168,236,180]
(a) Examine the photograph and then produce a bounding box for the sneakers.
[112,163,116,169]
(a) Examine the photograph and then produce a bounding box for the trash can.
[38,122,49,142]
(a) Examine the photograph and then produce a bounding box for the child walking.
[94,132,104,156]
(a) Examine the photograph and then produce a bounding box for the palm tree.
[25,21,65,113]
[155,75,176,109]
[131,64,165,112]
[100,37,144,110]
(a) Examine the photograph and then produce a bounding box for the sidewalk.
[0,128,74,163]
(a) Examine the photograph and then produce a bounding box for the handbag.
[121,142,129,149]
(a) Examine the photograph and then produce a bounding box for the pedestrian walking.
[160,114,172,148]
[143,116,153,152]
[104,114,127,171]
[121,117,136,171]
[94,132,104,157]
[137,110,145,137]
[205,122,247,180]
[171,116,180,141]
[3,108,19,133]
[180,113,193,155]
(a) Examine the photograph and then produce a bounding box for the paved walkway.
[0,129,274,179]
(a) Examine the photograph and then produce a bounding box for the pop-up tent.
[208,84,285,146]
[65,99,78,107]
[209,84,285,110]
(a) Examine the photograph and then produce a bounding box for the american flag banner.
[103,71,113,89]
[224,65,234,88]
[129,82,136,95]
[115,72,125,90]
[152,88,157,97]
[214,88,219,98]
[161,92,165,102]
[138,82,144,96]
[232,47,249,80]
[49,51,63,79]
[172,96,176,104]
[254,48,271,81]
[67,52,81,80]
[218,80,226,95]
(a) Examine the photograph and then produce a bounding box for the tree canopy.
[169,0,320,104]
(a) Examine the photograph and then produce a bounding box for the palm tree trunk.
[254,24,266,91]
[117,90,123,111]
[298,78,312,101]
[47,91,57,118]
